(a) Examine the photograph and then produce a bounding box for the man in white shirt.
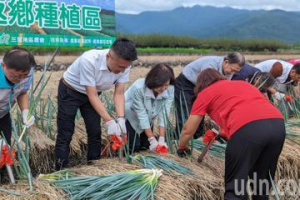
[55,38,137,169]
[254,59,300,100]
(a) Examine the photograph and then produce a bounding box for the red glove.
[110,135,123,152]
[203,130,216,144]
[285,95,292,102]
[0,145,16,168]
[156,145,168,154]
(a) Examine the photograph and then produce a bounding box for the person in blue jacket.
[125,64,175,152]
[0,47,36,145]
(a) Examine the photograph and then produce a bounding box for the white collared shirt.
[254,59,293,84]
[63,49,131,94]
[144,87,169,99]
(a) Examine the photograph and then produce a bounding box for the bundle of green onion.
[192,139,227,159]
[40,169,162,200]
[39,169,73,181]
[131,155,193,175]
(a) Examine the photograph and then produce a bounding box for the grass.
[0,46,212,54]
[136,47,214,54]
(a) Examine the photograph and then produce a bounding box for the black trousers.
[126,120,150,151]
[55,79,101,169]
[0,113,12,145]
[225,118,285,200]
[174,73,204,138]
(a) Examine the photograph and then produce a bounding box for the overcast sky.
[116,0,300,14]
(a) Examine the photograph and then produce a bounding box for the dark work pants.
[0,113,12,145]
[225,118,286,200]
[0,113,12,181]
[126,120,150,152]
[55,79,101,170]
[174,73,204,139]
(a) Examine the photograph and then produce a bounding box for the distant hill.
[116,6,300,43]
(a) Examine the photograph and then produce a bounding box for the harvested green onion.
[41,169,162,200]
[132,154,193,175]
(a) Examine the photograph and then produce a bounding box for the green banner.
[0,0,116,47]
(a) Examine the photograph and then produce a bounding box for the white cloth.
[254,59,293,84]
[63,49,131,94]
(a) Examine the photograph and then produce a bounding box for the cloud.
[116,0,300,14]
[115,0,183,14]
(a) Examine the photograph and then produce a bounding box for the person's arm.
[267,87,286,101]
[268,87,277,95]
[157,86,174,137]
[17,92,29,111]
[132,89,153,137]
[114,83,125,117]
[179,115,204,148]
[18,92,35,128]
[131,88,159,151]
[144,129,155,138]
[159,127,165,137]
[86,86,112,122]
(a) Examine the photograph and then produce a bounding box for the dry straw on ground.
[22,119,88,174]
[4,115,300,200]
[2,140,300,200]
[1,155,224,200]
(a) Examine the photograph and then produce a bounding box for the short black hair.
[253,72,275,90]
[224,52,245,67]
[110,38,137,62]
[3,46,36,71]
[145,64,175,89]
[292,63,300,74]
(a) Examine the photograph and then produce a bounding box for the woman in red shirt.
[178,69,285,200]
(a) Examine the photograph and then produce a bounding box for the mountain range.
[116,6,300,43]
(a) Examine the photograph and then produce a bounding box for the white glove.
[106,119,121,139]
[158,136,168,148]
[274,92,285,101]
[117,117,127,134]
[22,109,35,128]
[148,137,158,152]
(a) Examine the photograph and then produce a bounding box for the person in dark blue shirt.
[231,63,260,82]
[232,63,275,95]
